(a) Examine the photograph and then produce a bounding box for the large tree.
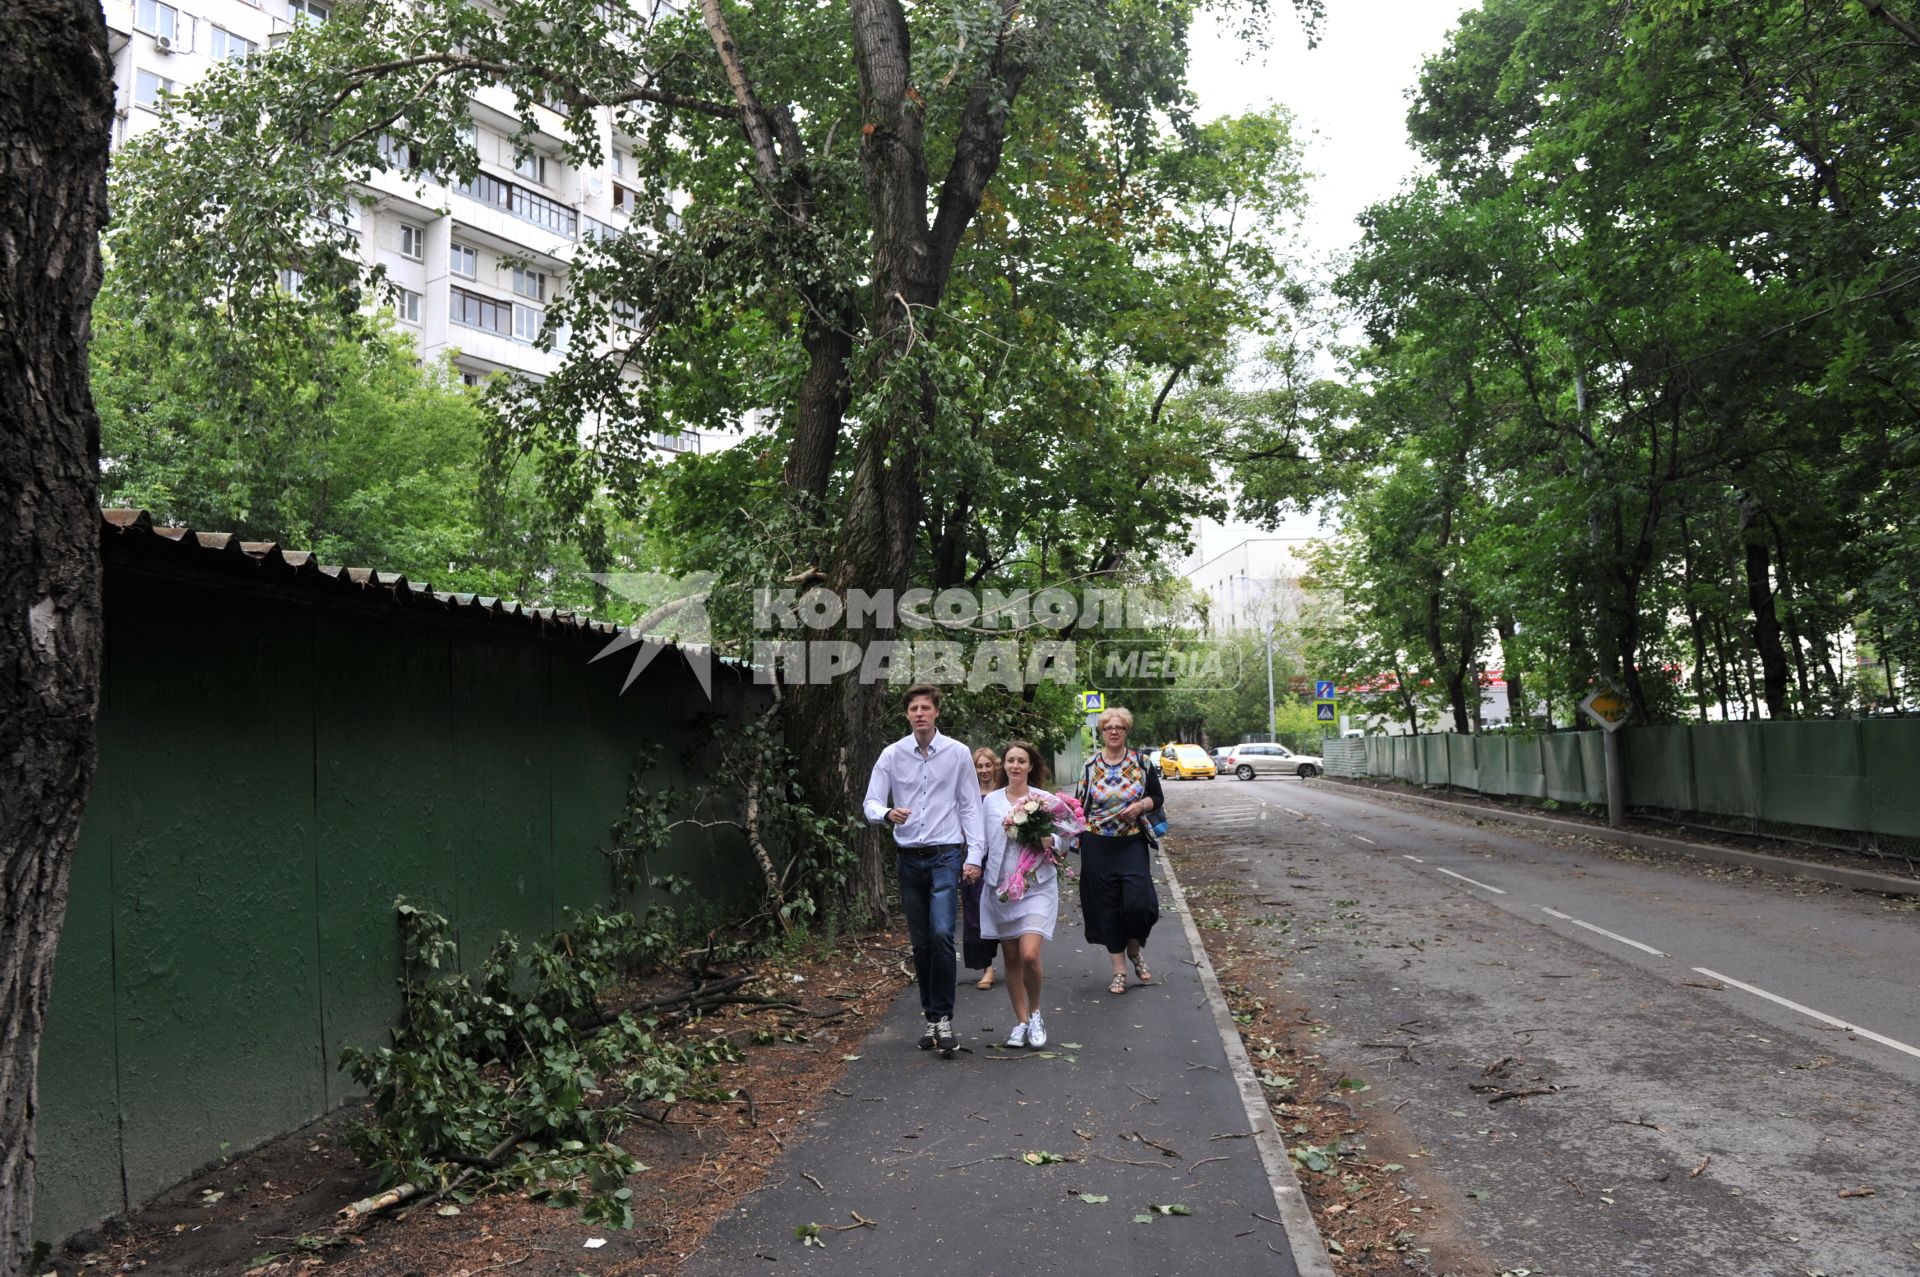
[0,0,112,1271]
[110,0,1320,917]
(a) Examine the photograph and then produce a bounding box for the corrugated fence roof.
[102,508,633,640]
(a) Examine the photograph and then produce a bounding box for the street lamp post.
[1265,622,1276,741]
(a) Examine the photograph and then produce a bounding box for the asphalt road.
[1169,773,1920,1277]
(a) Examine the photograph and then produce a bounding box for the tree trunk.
[0,2,112,1269]
[777,0,1030,923]
[1739,497,1790,718]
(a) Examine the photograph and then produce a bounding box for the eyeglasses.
[1100,726,1127,733]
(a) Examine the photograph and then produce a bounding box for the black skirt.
[961,876,998,969]
[1077,831,1159,953]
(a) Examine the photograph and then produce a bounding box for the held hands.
[962,863,982,885]
[887,807,911,825]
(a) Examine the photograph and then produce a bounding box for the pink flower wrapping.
[996,791,1084,902]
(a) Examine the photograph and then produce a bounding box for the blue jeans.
[897,844,963,1020]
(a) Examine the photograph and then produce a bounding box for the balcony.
[452,170,578,238]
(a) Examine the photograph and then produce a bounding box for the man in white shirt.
[862,682,985,1058]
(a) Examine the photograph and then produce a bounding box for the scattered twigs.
[1691,1155,1712,1178]
[1614,1117,1666,1132]
[1125,1131,1182,1158]
[802,1172,827,1193]
[1094,1153,1176,1170]
[1188,1156,1230,1174]
[1127,1084,1160,1103]
[1484,1085,1563,1105]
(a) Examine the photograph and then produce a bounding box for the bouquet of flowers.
[998,791,1085,903]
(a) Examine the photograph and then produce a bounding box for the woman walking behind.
[1075,707,1163,995]
[965,742,1069,1047]
[964,746,1005,991]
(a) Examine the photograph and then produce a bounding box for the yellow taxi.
[1157,743,1217,780]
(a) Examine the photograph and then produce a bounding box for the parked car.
[1224,742,1323,780]
[1210,747,1234,775]
[1159,744,1216,780]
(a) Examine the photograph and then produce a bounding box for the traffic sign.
[1080,690,1105,713]
[1315,679,1336,700]
[1579,689,1631,732]
[1316,703,1336,722]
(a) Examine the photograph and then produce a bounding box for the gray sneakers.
[1005,1021,1029,1048]
[933,1015,957,1058]
[1026,1011,1048,1048]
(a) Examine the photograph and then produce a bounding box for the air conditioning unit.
[152,32,175,52]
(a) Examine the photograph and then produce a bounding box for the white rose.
[1011,811,1028,826]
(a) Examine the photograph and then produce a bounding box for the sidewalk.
[680,851,1330,1277]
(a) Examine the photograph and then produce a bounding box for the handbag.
[1137,751,1169,841]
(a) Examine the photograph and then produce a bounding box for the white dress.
[969,787,1065,941]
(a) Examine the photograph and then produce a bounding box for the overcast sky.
[1180,0,1476,566]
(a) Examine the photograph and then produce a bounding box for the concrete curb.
[1323,777,1920,897]
[1157,843,1340,1277]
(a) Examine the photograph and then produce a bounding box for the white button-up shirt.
[862,730,986,857]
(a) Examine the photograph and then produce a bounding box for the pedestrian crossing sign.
[1080,690,1105,713]
[1316,703,1336,722]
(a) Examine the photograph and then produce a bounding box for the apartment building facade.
[105,0,723,455]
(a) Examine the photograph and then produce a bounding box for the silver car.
[1223,742,1323,780]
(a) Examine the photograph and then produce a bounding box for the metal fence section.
[1337,720,1920,839]
[34,542,768,1246]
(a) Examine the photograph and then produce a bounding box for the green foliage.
[339,898,739,1228]
[91,264,640,611]
[1253,0,1920,727]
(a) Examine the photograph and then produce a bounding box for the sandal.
[1107,973,1128,996]
[976,970,996,991]
[1130,954,1154,984]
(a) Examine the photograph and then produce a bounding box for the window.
[135,0,178,40]
[209,26,254,59]
[512,302,542,342]
[450,286,510,335]
[288,0,329,24]
[394,287,422,324]
[278,267,304,296]
[132,70,175,110]
[611,182,636,214]
[610,149,626,177]
[510,266,546,302]
[449,242,478,279]
[513,151,547,185]
[460,370,486,388]
[398,222,425,261]
[323,201,360,234]
[377,133,419,172]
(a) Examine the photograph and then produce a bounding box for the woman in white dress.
[964,742,1066,1049]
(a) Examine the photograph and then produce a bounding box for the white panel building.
[104,0,728,456]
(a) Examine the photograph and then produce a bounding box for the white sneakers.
[1004,1012,1051,1049]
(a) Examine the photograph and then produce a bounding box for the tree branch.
[1858,0,1920,52]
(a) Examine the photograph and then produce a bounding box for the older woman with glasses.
[1073,706,1164,995]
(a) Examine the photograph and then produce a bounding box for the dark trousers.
[897,844,964,1020]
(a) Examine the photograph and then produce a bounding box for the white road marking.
[1540,907,1667,957]
[1693,967,1920,1061]
[1353,835,1377,846]
[1402,855,1424,863]
[1432,867,1506,894]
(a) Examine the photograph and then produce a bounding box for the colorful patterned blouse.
[1078,750,1151,837]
